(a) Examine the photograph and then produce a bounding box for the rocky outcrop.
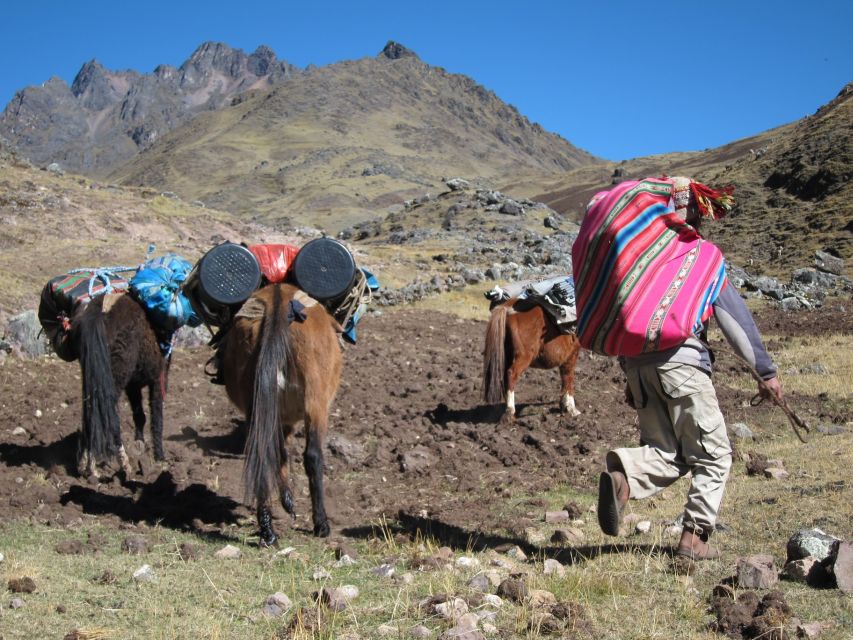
[0,42,300,175]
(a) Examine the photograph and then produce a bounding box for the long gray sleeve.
[712,284,777,379]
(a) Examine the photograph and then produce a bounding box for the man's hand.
[760,376,783,403]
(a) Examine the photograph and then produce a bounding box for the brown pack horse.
[482,298,582,419]
[221,283,342,546]
[72,293,169,478]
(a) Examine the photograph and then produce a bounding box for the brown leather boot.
[597,470,629,536]
[676,528,721,560]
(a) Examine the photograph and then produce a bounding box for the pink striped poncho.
[571,178,728,356]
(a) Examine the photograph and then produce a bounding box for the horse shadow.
[425,401,561,427]
[0,432,78,475]
[343,511,676,567]
[167,419,246,458]
[60,470,242,540]
[425,402,503,426]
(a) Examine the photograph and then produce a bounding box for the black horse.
[73,293,169,478]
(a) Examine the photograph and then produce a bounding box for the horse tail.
[482,304,509,404]
[243,285,291,506]
[74,301,120,461]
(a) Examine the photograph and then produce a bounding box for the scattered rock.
[10,597,24,609]
[730,422,755,439]
[467,574,490,592]
[544,510,569,523]
[831,541,853,593]
[214,544,242,560]
[262,592,293,618]
[635,520,652,534]
[496,578,528,602]
[371,563,395,578]
[764,467,790,480]
[737,555,778,589]
[435,597,468,621]
[410,624,432,638]
[796,620,825,639]
[787,529,841,563]
[527,589,557,609]
[543,558,565,577]
[319,585,358,611]
[132,564,156,582]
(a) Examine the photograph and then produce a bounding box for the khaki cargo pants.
[607,361,733,534]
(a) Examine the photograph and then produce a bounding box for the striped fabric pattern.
[572,178,728,356]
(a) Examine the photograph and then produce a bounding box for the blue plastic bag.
[130,254,201,332]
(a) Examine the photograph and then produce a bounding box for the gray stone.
[816,423,846,436]
[132,564,156,582]
[796,621,824,639]
[371,563,395,578]
[545,510,570,523]
[9,597,24,609]
[764,467,790,480]
[729,422,755,439]
[499,199,524,216]
[377,624,398,636]
[787,529,841,563]
[214,544,242,559]
[435,597,468,620]
[6,310,48,357]
[831,541,853,594]
[410,625,432,638]
[467,574,490,592]
[445,178,470,191]
[781,297,803,311]
[781,557,818,583]
[47,162,64,175]
[736,555,778,589]
[543,558,565,577]
[814,250,843,275]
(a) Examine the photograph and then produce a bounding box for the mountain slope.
[515,83,852,277]
[109,43,597,232]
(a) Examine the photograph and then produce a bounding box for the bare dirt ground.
[0,304,849,548]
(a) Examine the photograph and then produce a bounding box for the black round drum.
[291,238,357,303]
[197,242,262,307]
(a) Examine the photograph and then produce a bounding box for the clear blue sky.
[3,1,850,160]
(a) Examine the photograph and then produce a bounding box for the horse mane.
[242,285,293,506]
[482,303,509,404]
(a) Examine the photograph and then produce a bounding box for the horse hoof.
[499,412,515,425]
[314,521,330,538]
[259,532,279,548]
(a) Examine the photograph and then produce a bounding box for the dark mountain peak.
[70,60,107,96]
[380,41,418,60]
[70,59,133,111]
[247,45,277,76]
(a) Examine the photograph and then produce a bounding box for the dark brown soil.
[0,306,848,548]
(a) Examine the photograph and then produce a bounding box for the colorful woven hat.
[667,176,735,220]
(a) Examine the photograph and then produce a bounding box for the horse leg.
[559,353,582,417]
[148,370,166,462]
[257,504,278,548]
[303,417,330,537]
[277,436,296,522]
[505,351,534,420]
[126,383,146,445]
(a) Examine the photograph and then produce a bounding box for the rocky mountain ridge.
[0,42,299,175]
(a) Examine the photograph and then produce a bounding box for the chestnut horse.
[482,298,582,419]
[221,283,342,546]
[72,293,169,478]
